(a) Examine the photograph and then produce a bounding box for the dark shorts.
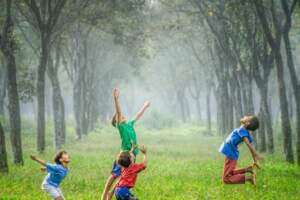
[115,187,138,200]
[111,161,122,178]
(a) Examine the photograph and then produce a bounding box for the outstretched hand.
[139,145,147,154]
[30,155,37,161]
[253,155,263,169]
[143,101,151,108]
[130,141,137,153]
[113,88,120,99]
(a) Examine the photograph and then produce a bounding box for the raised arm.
[243,137,263,163]
[134,101,150,121]
[113,88,122,122]
[30,155,47,166]
[139,146,148,167]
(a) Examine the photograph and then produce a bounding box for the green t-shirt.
[117,120,139,156]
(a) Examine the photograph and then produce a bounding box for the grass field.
[0,122,300,200]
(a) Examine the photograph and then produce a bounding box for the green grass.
[0,123,300,200]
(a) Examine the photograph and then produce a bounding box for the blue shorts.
[115,187,138,200]
[111,161,121,178]
[42,184,65,199]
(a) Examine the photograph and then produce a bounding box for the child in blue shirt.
[219,115,263,185]
[31,151,70,200]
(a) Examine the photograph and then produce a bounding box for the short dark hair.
[240,115,259,131]
[54,150,67,164]
[117,151,131,168]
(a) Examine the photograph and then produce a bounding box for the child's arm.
[113,88,122,122]
[139,145,148,167]
[243,137,263,163]
[134,101,150,121]
[30,155,47,166]
[101,175,117,200]
[107,184,117,200]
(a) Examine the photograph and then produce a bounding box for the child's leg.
[101,161,121,200]
[222,157,246,184]
[56,188,65,200]
[107,184,117,200]
[232,165,253,175]
[101,175,117,200]
[42,184,64,200]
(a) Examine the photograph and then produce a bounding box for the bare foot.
[251,173,257,186]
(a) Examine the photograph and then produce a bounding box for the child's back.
[117,163,146,188]
[219,127,254,160]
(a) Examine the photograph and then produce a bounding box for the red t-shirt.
[117,163,146,188]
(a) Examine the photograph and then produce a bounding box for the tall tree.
[0,0,23,165]
[252,0,294,163]
[19,0,67,152]
[47,40,66,149]
[280,0,300,165]
[0,121,8,173]
[0,60,7,116]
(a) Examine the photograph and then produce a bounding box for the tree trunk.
[183,95,191,121]
[6,50,23,165]
[37,37,49,153]
[282,22,300,164]
[0,61,7,116]
[261,86,274,153]
[224,81,234,133]
[274,50,294,163]
[235,79,243,120]
[195,98,202,121]
[258,107,267,152]
[73,84,82,139]
[296,97,300,165]
[0,121,8,173]
[245,78,255,115]
[47,54,66,150]
[215,88,223,135]
[217,85,227,135]
[81,38,88,135]
[253,0,294,163]
[206,89,212,133]
[177,91,186,122]
[0,0,23,164]
[73,52,83,140]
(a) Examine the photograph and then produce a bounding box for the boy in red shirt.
[114,145,147,200]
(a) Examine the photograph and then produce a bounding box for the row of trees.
[147,0,299,164]
[0,0,147,172]
[1,0,300,174]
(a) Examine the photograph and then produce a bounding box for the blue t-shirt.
[219,127,254,160]
[43,163,68,188]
